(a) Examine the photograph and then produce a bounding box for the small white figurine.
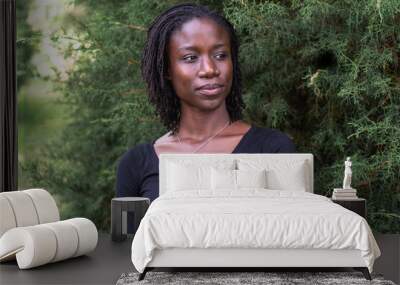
[342,157,352,189]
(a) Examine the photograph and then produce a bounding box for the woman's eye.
[182,55,197,62]
[215,53,228,60]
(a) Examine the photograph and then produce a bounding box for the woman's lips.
[196,84,224,96]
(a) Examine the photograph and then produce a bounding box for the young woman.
[116,3,295,202]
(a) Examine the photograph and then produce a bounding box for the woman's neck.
[177,108,232,142]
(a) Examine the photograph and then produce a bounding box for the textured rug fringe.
[116,271,394,285]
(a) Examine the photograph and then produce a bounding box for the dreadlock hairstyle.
[141,3,245,135]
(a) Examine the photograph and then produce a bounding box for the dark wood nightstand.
[332,198,366,218]
[111,197,150,242]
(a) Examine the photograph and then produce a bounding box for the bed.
[131,153,381,280]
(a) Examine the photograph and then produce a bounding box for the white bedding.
[131,190,380,273]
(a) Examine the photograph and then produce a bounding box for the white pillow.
[266,167,306,191]
[166,160,236,192]
[237,159,307,191]
[211,168,236,190]
[236,169,267,188]
[211,168,267,190]
[166,163,211,191]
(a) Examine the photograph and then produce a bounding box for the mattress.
[131,190,380,273]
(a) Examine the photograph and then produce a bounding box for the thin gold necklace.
[176,121,231,153]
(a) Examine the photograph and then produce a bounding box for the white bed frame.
[139,154,371,280]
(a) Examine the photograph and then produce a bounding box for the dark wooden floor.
[373,233,400,284]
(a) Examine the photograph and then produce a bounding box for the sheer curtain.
[0,0,17,192]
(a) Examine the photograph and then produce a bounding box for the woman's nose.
[198,56,220,78]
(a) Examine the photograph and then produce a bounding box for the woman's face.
[167,17,233,112]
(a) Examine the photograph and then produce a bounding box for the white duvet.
[131,190,380,273]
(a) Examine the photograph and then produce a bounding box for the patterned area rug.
[116,271,396,285]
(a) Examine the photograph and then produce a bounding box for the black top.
[116,125,296,202]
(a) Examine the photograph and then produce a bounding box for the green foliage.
[23,0,400,233]
[16,0,40,90]
[224,0,400,232]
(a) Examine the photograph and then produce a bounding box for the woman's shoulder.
[250,125,296,153]
[250,125,290,139]
[118,142,154,167]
